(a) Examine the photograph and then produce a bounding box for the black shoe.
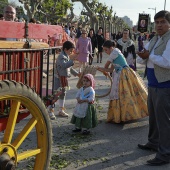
[138,144,158,152]
[147,157,169,166]
[72,128,81,132]
[82,130,90,135]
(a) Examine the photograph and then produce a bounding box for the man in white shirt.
[137,10,170,166]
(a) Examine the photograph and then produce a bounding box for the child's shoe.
[47,106,56,120]
[58,107,68,117]
[82,130,90,135]
[72,128,82,132]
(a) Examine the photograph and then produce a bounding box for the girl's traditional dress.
[71,74,98,130]
[107,48,148,123]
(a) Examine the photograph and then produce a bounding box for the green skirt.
[70,104,98,129]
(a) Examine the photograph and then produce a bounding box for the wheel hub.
[0,145,16,170]
[0,152,15,170]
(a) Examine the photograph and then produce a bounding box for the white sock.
[58,99,65,111]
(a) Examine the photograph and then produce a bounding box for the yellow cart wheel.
[0,80,52,170]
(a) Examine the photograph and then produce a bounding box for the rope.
[76,65,112,98]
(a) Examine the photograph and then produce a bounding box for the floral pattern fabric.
[107,68,148,123]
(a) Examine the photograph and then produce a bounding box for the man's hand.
[137,48,149,59]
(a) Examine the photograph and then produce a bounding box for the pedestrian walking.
[137,10,170,166]
[76,29,92,72]
[96,27,105,63]
[88,28,98,65]
[71,74,98,135]
[97,40,148,123]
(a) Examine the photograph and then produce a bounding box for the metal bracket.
[24,21,31,48]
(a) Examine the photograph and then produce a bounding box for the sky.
[9,0,169,25]
[72,0,169,25]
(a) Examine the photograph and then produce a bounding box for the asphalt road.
[48,50,170,170]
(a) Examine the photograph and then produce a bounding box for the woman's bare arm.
[97,61,114,72]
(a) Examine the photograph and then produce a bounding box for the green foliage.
[0,0,8,13]
[16,6,26,19]
[42,0,72,23]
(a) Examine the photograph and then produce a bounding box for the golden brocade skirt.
[107,68,148,123]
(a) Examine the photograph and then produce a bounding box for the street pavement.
[48,50,170,170]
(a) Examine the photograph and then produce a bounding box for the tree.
[42,0,72,24]
[18,0,72,23]
[18,0,45,20]
[0,0,8,13]
[72,0,99,31]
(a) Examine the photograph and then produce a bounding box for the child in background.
[47,41,79,120]
[71,74,98,135]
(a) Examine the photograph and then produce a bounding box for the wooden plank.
[0,21,63,40]
[0,41,49,49]
[29,23,63,40]
[0,21,25,39]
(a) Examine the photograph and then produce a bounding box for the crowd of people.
[1,4,170,166]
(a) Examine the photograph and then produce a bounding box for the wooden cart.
[0,21,72,170]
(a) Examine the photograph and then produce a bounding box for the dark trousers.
[89,49,95,65]
[97,52,102,63]
[89,54,94,65]
[148,87,170,162]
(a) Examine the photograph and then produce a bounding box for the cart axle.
[0,152,15,170]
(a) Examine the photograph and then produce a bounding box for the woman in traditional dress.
[117,28,136,70]
[97,40,148,123]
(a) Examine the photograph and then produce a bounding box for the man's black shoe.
[147,157,169,166]
[138,144,158,152]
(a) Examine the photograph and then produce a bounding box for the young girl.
[97,40,148,123]
[71,74,98,135]
[47,41,79,120]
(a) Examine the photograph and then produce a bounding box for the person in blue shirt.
[137,10,170,166]
[64,25,70,36]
